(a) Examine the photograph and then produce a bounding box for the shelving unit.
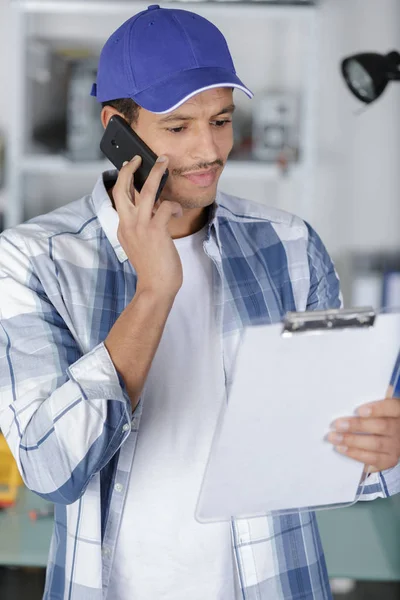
[6,0,319,228]
[20,147,302,179]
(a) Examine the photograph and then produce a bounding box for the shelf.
[21,151,301,180]
[7,0,317,228]
[223,160,301,178]
[15,0,317,19]
[21,152,112,174]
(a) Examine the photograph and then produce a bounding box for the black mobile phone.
[100,114,169,201]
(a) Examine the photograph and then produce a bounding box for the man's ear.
[101,106,124,129]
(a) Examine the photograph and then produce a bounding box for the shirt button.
[102,547,111,557]
[122,423,130,432]
[114,483,123,493]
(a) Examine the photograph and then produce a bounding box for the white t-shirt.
[109,225,241,600]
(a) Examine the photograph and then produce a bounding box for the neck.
[168,205,211,239]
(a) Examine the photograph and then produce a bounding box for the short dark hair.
[101,98,141,125]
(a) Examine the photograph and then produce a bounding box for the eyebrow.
[157,104,236,124]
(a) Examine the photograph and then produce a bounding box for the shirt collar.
[91,170,127,262]
[92,170,223,264]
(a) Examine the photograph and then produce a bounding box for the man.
[0,5,399,600]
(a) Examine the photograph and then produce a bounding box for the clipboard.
[195,307,400,523]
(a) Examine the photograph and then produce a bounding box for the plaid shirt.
[0,172,399,600]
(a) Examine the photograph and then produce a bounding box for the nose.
[190,124,220,164]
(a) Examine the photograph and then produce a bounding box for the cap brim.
[131,67,253,113]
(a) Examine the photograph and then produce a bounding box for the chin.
[162,182,218,209]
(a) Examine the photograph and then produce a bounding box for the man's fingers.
[327,431,395,454]
[137,156,169,223]
[113,154,170,224]
[113,155,142,212]
[330,393,400,473]
[365,465,383,474]
[356,397,400,419]
[151,198,162,216]
[332,416,398,436]
[386,385,394,399]
[333,445,395,470]
[121,156,141,200]
[332,397,400,435]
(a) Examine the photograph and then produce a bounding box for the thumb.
[152,200,183,225]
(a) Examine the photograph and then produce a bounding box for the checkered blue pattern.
[390,351,400,396]
[0,172,398,600]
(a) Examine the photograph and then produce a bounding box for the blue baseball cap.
[91,4,253,114]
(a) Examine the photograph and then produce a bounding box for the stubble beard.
[171,192,216,210]
[160,179,218,211]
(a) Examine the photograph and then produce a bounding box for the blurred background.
[0,1,399,599]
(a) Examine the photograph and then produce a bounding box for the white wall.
[315,0,400,256]
[0,0,399,259]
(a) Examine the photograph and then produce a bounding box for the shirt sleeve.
[390,351,400,397]
[0,232,132,505]
[305,222,342,311]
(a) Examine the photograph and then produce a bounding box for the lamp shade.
[341,51,400,104]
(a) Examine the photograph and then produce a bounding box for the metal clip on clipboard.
[195,307,400,523]
[282,307,376,336]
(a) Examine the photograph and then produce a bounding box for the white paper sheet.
[196,312,400,522]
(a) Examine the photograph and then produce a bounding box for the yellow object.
[0,433,23,507]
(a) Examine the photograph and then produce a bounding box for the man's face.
[133,87,234,210]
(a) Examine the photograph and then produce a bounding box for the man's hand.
[104,154,184,410]
[327,387,400,473]
[113,154,184,300]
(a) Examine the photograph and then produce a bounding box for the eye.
[167,126,186,134]
[212,119,232,128]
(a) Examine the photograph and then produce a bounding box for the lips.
[181,168,219,188]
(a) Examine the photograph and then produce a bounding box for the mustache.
[172,159,224,176]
